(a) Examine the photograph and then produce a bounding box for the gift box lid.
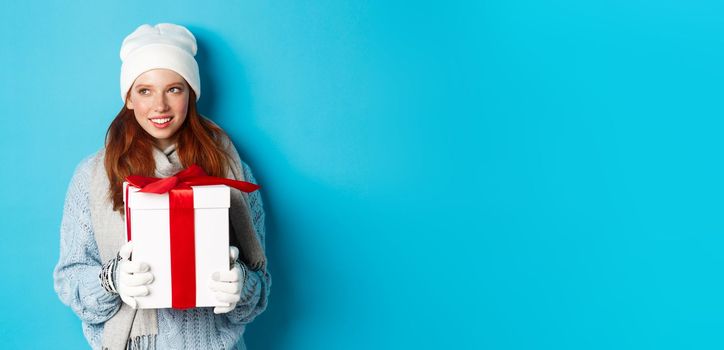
[123,182,230,209]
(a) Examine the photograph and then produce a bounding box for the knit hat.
[119,23,201,103]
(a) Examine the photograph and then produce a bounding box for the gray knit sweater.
[53,147,271,350]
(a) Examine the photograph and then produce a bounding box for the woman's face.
[126,69,190,149]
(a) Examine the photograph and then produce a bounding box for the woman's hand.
[211,246,246,314]
[116,241,154,309]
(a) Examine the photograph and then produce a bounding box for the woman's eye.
[169,87,183,93]
[138,88,150,95]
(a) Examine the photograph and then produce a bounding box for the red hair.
[104,89,230,213]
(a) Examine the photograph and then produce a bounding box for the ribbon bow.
[126,164,260,194]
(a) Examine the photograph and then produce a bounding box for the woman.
[53,23,271,350]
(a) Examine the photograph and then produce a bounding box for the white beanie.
[120,23,201,103]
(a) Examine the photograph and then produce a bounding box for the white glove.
[116,241,154,309]
[211,246,246,314]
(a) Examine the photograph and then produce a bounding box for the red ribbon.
[124,164,260,309]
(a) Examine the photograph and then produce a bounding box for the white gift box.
[123,182,230,309]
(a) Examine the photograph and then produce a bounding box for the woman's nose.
[153,95,169,111]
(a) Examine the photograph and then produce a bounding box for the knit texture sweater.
[53,146,271,350]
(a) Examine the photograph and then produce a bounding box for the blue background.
[1,1,722,349]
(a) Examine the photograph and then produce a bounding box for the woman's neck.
[155,137,177,151]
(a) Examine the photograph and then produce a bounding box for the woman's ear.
[126,97,134,110]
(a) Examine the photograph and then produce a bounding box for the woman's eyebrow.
[134,82,185,88]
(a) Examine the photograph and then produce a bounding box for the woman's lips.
[150,116,173,129]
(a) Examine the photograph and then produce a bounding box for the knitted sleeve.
[53,156,122,324]
[226,160,272,325]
